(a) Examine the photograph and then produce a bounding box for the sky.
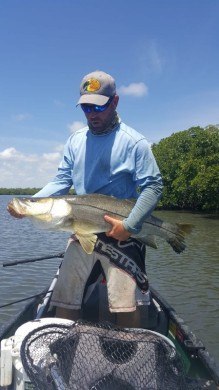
[0,0,218,188]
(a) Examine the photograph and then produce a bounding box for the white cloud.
[147,41,163,74]
[0,147,30,160]
[0,147,17,159]
[0,147,63,188]
[118,82,148,97]
[54,99,65,107]
[136,39,164,75]
[53,144,65,153]
[42,152,61,162]
[68,121,86,133]
[0,147,40,163]
[14,113,32,122]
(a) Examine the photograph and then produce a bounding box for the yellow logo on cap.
[83,78,101,92]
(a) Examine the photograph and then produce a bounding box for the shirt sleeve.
[122,140,163,233]
[33,139,74,197]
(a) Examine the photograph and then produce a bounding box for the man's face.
[82,95,119,132]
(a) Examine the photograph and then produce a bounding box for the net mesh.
[20,320,204,390]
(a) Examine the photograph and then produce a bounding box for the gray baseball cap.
[77,70,116,106]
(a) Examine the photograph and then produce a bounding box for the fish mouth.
[7,198,26,217]
[8,198,38,215]
[8,198,21,211]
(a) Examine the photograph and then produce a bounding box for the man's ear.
[113,94,119,108]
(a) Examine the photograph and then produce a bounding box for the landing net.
[20,320,203,389]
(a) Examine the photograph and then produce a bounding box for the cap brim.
[76,94,110,106]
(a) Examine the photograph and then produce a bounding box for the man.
[10,70,163,327]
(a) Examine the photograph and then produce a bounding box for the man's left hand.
[104,215,131,241]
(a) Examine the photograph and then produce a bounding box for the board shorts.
[51,234,149,313]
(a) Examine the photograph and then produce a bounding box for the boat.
[0,256,219,390]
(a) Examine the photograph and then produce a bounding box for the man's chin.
[89,122,103,131]
[91,121,101,127]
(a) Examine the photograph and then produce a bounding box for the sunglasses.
[81,96,114,113]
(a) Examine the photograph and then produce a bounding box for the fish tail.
[167,223,194,254]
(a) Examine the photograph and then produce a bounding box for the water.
[0,195,69,323]
[0,195,218,361]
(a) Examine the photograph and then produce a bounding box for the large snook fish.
[7,194,193,254]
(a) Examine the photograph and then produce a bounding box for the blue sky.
[0,0,218,188]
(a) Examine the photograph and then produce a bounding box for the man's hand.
[104,215,131,241]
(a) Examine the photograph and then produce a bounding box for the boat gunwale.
[1,274,219,387]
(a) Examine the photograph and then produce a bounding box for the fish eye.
[29,198,40,202]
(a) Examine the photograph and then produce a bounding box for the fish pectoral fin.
[133,234,158,249]
[75,233,98,254]
[145,235,158,249]
[140,235,158,249]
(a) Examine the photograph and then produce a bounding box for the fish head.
[8,197,54,218]
[7,197,73,226]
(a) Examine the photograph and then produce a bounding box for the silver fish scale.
[65,194,134,218]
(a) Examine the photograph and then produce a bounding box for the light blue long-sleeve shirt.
[35,122,163,233]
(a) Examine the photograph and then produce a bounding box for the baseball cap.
[77,70,116,106]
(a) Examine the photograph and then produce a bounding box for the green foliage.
[0,188,76,195]
[0,188,41,195]
[152,126,219,212]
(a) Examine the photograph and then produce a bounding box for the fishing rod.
[3,252,64,267]
[0,290,54,309]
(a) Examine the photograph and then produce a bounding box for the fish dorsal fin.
[75,233,98,254]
